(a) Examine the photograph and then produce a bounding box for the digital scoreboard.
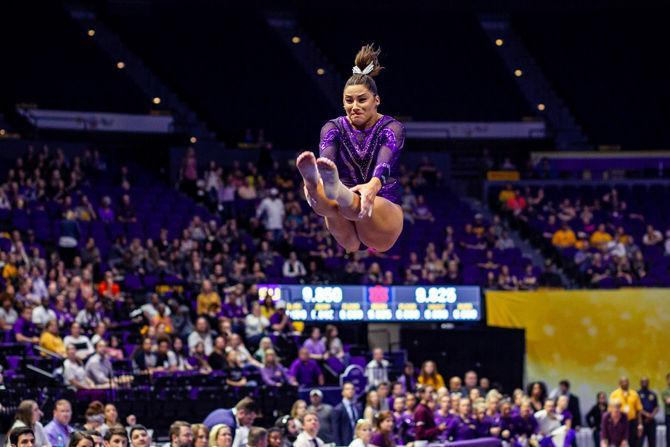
[257,284,481,322]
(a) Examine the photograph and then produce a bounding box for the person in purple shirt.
[269,302,295,334]
[302,327,327,360]
[44,399,74,447]
[260,349,297,387]
[445,398,478,441]
[513,401,539,442]
[434,395,452,442]
[370,411,396,447]
[289,348,324,387]
[14,306,39,344]
[296,45,405,253]
[396,362,417,394]
[498,401,516,443]
[391,397,406,445]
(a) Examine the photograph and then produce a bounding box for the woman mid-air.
[297,44,405,253]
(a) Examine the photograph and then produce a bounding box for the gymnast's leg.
[316,157,403,252]
[296,151,361,252]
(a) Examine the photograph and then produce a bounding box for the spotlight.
[537,103,546,111]
[116,61,125,69]
[316,68,325,75]
[189,136,197,144]
[291,36,301,44]
[495,38,504,46]
[514,69,523,77]
[152,97,161,105]
[87,29,96,37]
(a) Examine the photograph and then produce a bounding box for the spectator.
[282,252,306,279]
[256,189,285,241]
[265,429,282,447]
[412,195,434,223]
[39,320,66,358]
[209,425,233,447]
[365,348,389,390]
[63,322,94,361]
[590,224,613,249]
[223,350,248,388]
[260,349,295,387]
[44,400,74,447]
[32,297,56,329]
[103,427,128,447]
[549,379,582,427]
[552,223,576,249]
[244,302,269,348]
[129,426,151,447]
[85,340,114,387]
[289,348,324,387]
[155,338,178,372]
[98,271,121,301]
[363,390,381,425]
[246,428,266,447]
[587,392,608,447]
[637,377,658,447]
[323,325,346,364]
[188,317,214,356]
[496,231,515,250]
[0,292,18,330]
[600,399,629,447]
[197,280,221,316]
[307,389,333,443]
[8,400,50,447]
[642,225,663,246]
[348,420,372,447]
[528,382,547,413]
[610,377,643,447]
[302,327,327,361]
[414,387,446,442]
[332,383,362,446]
[14,306,40,344]
[203,398,258,447]
[132,337,157,374]
[62,344,95,389]
[397,362,417,394]
[497,265,518,290]
[417,360,445,390]
[293,411,323,447]
[208,336,227,371]
[167,421,193,447]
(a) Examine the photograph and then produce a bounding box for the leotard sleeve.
[372,120,405,185]
[318,121,340,161]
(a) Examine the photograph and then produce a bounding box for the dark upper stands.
[0,1,148,113]
[103,4,333,147]
[298,8,532,122]
[515,10,670,149]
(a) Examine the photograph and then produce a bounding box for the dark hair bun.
[354,44,384,77]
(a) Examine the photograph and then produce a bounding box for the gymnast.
[297,44,405,253]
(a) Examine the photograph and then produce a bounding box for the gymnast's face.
[344,84,380,129]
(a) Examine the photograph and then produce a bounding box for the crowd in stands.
[495,183,670,287]
[4,367,670,447]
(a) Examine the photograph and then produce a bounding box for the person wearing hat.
[307,389,333,443]
[256,188,285,242]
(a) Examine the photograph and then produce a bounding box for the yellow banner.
[487,289,670,409]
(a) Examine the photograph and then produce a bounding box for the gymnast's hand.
[350,177,381,219]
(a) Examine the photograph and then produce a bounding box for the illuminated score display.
[257,285,481,322]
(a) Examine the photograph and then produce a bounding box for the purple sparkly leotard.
[319,115,405,205]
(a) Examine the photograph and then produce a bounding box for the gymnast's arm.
[371,120,405,186]
[319,121,339,160]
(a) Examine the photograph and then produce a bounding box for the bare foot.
[297,151,319,189]
[316,157,341,200]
